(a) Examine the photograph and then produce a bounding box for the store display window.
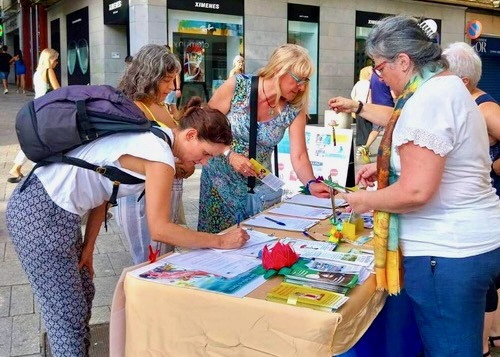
[167,0,244,105]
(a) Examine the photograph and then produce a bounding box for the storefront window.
[287,4,319,124]
[167,1,244,105]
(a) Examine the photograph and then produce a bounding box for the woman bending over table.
[6,45,248,357]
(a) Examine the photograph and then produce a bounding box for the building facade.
[2,0,499,123]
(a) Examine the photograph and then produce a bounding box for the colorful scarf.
[374,65,443,295]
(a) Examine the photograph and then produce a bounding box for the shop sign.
[168,0,244,16]
[472,36,500,56]
[466,20,482,40]
[4,15,18,33]
[104,0,129,25]
[288,4,319,23]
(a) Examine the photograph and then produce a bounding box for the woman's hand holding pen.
[228,152,256,177]
[217,228,250,249]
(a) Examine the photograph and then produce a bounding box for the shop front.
[167,0,244,105]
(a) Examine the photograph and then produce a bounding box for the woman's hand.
[216,228,250,249]
[228,152,256,177]
[340,191,371,214]
[308,182,331,198]
[356,163,378,187]
[78,244,95,279]
[328,96,358,114]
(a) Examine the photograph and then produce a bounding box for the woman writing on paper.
[6,44,248,357]
[328,16,500,356]
[198,44,330,233]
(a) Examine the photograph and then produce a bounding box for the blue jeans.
[0,71,9,80]
[404,248,500,357]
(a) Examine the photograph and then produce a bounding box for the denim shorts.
[0,72,9,80]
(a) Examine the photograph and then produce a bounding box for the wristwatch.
[223,149,232,159]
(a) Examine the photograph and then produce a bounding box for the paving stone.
[0,317,13,357]
[94,234,125,254]
[0,287,10,317]
[3,243,18,262]
[11,314,40,356]
[107,252,133,276]
[93,254,115,278]
[92,276,119,308]
[10,285,33,316]
[0,261,28,287]
[89,306,110,325]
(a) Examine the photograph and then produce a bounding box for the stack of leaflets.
[266,282,349,312]
[283,259,366,294]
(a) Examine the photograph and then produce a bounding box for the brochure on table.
[277,126,353,193]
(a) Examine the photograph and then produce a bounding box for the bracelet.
[305,179,317,195]
[175,88,180,91]
[354,100,363,115]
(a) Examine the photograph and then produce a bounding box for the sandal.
[490,336,500,348]
[7,174,23,183]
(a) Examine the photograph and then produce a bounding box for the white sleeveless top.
[35,129,175,216]
[33,69,51,99]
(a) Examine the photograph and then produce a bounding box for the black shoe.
[7,175,23,183]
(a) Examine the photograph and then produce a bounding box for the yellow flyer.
[250,159,285,191]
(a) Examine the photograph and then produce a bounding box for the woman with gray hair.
[443,41,500,357]
[329,15,500,356]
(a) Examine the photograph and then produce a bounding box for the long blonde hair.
[256,44,313,113]
[37,48,59,72]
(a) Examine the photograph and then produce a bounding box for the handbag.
[246,76,283,216]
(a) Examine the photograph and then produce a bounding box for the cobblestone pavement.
[0,91,201,356]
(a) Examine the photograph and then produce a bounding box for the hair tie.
[418,19,438,43]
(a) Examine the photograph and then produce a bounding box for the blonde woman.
[7,48,60,183]
[198,44,330,233]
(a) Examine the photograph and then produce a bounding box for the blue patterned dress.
[198,74,299,233]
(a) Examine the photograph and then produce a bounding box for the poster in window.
[183,40,205,83]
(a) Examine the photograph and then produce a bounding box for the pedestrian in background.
[351,65,372,155]
[0,45,14,94]
[14,50,27,94]
[7,48,60,183]
[228,54,244,78]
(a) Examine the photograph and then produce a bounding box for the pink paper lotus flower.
[262,242,299,271]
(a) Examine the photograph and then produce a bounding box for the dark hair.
[118,44,180,102]
[365,15,447,73]
[178,100,232,146]
[14,50,24,65]
[124,55,133,63]
[177,96,202,118]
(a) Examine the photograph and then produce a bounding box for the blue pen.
[237,213,241,228]
[264,216,286,226]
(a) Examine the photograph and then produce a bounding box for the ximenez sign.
[103,0,129,25]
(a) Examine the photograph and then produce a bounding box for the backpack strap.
[76,100,97,141]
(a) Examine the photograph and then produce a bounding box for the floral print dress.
[198,74,299,233]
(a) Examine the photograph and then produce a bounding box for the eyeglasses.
[287,71,310,86]
[372,61,389,78]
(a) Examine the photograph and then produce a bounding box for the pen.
[264,216,286,226]
[302,230,320,241]
[332,126,336,146]
[237,213,241,228]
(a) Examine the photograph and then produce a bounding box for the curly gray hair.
[117,44,181,102]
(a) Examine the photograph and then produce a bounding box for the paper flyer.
[250,158,284,191]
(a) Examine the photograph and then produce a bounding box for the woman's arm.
[78,201,107,277]
[119,154,248,249]
[208,75,236,115]
[341,143,445,213]
[47,68,60,90]
[479,101,500,143]
[493,158,500,176]
[328,96,392,127]
[288,110,330,198]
